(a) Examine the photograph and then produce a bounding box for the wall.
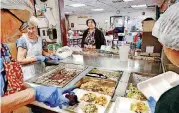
[68,8,156,31]
[36,0,62,43]
[68,15,91,30]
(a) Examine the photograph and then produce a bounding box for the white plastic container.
[100,45,106,51]
[119,45,130,61]
[137,71,179,101]
[112,97,151,113]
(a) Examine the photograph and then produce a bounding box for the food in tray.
[89,68,121,79]
[82,104,98,113]
[80,81,114,96]
[94,96,107,106]
[77,76,116,96]
[81,93,97,102]
[126,83,146,101]
[34,68,80,86]
[130,101,149,113]
[134,56,160,61]
[81,93,108,106]
[65,94,79,106]
[74,48,119,57]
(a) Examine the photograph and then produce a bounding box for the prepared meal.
[81,93,108,106]
[82,104,98,113]
[81,93,97,102]
[80,81,114,96]
[34,68,80,87]
[89,68,121,79]
[130,101,149,113]
[74,48,119,57]
[65,94,79,106]
[126,83,146,101]
[77,76,116,96]
[94,96,107,106]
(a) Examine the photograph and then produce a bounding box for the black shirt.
[81,28,106,49]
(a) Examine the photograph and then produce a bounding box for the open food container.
[64,89,111,113]
[75,76,118,97]
[87,68,123,81]
[137,71,179,101]
[27,63,88,87]
[112,97,151,113]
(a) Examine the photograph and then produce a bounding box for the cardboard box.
[141,32,162,53]
[143,20,156,32]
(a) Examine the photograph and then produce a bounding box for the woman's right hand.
[34,55,47,62]
[35,86,76,108]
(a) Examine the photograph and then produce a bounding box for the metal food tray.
[124,72,155,100]
[88,68,123,82]
[86,68,123,98]
[75,70,122,98]
[64,88,111,113]
[27,63,88,88]
[73,49,119,57]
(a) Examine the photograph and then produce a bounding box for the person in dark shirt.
[81,19,106,49]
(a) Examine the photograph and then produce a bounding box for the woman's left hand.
[148,96,156,113]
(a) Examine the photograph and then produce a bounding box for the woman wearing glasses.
[1,0,75,112]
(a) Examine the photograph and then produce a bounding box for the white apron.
[21,34,45,81]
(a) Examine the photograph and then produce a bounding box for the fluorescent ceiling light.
[123,0,134,2]
[69,3,86,7]
[91,9,104,11]
[131,4,147,8]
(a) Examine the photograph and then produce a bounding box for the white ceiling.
[64,0,160,15]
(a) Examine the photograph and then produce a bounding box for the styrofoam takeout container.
[137,71,179,101]
[112,97,151,113]
[65,88,111,113]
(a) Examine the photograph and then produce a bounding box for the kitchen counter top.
[29,54,163,113]
[61,54,163,75]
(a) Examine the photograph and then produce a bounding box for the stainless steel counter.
[61,54,163,75]
[29,54,163,113]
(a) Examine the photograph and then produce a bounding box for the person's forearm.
[1,88,36,113]
[17,57,36,65]
[42,50,50,56]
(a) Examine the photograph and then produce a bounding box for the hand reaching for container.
[147,96,156,113]
[34,55,47,62]
[35,86,76,108]
[49,55,62,61]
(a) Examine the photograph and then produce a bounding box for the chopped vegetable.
[82,104,98,113]
[81,93,97,102]
[94,96,107,106]
[130,101,149,113]
[126,83,146,101]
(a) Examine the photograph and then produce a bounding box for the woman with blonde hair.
[1,0,74,112]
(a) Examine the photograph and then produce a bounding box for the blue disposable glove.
[0,58,4,71]
[49,55,62,61]
[34,56,47,62]
[148,96,157,113]
[35,86,76,108]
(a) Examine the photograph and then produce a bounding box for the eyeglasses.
[3,9,28,31]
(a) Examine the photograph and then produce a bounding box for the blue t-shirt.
[16,36,45,49]
[136,40,142,49]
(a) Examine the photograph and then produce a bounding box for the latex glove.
[0,58,4,71]
[49,55,62,61]
[35,86,76,108]
[34,56,47,62]
[148,96,157,113]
